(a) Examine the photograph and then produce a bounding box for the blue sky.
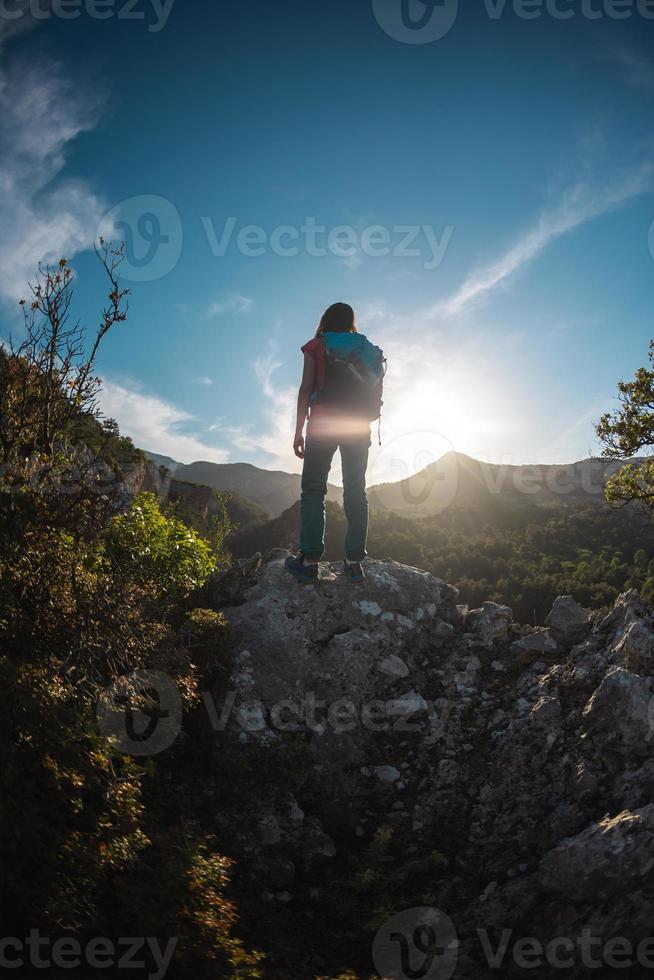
[1,0,653,482]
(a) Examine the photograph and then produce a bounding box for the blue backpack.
[314,332,387,423]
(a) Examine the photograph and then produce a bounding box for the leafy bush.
[103,492,217,607]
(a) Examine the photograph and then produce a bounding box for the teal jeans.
[300,426,371,562]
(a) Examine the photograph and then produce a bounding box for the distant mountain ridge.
[146,454,341,518]
[146,450,632,520]
[367,451,634,517]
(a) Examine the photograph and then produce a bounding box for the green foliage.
[597,338,654,513]
[604,459,654,514]
[104,492,217,605]
[0,250,261,978]
[1,487,259,977]
[207,490,237,561]
[103,831,263,978]
[180,607,234,684]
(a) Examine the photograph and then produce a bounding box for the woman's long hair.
[316,302,357,336]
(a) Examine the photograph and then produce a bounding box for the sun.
[368,372,508,485]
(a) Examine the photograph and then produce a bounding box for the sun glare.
[368,371,509,486]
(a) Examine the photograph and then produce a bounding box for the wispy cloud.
[100,380,229,464]
[431,167,653,318]
[207,293,253,317]
[226,344,299,472]
[0,34,107,304]
[253,348,282,398]
[196,375,214,387]
[606,44,654,94]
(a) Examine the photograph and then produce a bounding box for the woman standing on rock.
[285,303,385,585]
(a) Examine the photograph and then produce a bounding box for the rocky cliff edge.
[203,555,654,978]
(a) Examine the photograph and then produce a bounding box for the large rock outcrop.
[206,555,654,979]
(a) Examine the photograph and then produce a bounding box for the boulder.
[465,600,512,649]
[222,557,457,701]
[599,588,647,646]
[616,620,654,675]
[582,667,653,756]
[362,764,401,783]
[510,627,561,663]
[539,806,654,901]
[379,654,410,678]
[545,595,590,647]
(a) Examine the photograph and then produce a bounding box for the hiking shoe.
[285,552,319,584]
[343,559,365,583]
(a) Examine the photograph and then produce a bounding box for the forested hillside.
[231,498,654,623]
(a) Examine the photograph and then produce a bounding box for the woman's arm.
[294,352,316,459]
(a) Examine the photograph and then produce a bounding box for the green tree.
[596,339,654,513]
[634,548,648,572]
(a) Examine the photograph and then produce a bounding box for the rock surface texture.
[209,556,654,979]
